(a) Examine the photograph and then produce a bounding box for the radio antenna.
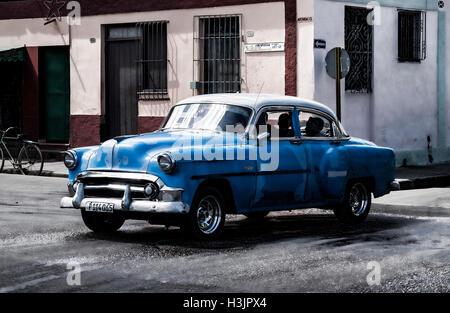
[254,82,264,107]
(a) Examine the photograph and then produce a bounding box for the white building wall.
[73,2,286,118]
[297,0,315,100]
[314,0,372,141]
[0,18,69,50]
[446,7,450,148]
[0,2,286,118]
[314,0,439,154]
[373,7,437,151]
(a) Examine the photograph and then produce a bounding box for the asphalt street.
[0,173,449,292]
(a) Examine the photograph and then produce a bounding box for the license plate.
[85,201,115,213]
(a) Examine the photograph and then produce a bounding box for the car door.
[297,109,350,202]
[251,106,309,210]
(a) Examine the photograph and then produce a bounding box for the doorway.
[39,46,70,143]
[104,24,139,139]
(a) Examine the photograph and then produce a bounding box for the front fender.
[68,146,99,182]
[146,144,257,211]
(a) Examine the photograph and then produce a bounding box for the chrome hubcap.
[349,183,369,216]
[197,195,222,234]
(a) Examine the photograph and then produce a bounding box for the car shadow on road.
[71,211,426,253]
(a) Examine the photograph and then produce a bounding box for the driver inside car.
[305,117,324,137]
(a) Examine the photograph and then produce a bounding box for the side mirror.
[257,132,270,145]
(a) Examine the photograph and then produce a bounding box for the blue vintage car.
[61,94,398,239]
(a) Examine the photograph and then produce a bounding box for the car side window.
[256,110,295,139]
[298,111,333,138]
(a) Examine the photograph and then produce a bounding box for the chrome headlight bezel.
[157,153,175,173]
[63,150,78,170]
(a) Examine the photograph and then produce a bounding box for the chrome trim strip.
[77,171,159,182]
[298,137,351,142]
[160,186,184,192]
[84,184,145,193]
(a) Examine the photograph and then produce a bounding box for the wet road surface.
[0,174,449,292]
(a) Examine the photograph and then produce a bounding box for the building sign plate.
[244,42,285,53]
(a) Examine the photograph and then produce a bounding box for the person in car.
[305,117,324,137]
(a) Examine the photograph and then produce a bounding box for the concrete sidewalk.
[373,187,450,217]
[1,161,450,190]
[395,162,450,190]
[2,161,68,178]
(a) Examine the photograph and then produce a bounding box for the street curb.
[1,169,68,178]
[398,175,450,190]
[372,203,450,218]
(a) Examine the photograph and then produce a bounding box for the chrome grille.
[76,171,159,199]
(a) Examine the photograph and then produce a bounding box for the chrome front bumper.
[60,195,189,214]
[60,171,189,214]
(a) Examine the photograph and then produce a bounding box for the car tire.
[244,211,269,219]
[183,186,226,240]
[333,181,371,224]
[81,209,125,233]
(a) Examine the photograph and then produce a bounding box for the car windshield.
[162,103,253,133]
[337,120,350,137]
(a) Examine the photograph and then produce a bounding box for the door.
[40,46,70,142]
[0,61,22,132]
[252,107,309,209]
[105,25,139,139]
[297,110,349,201]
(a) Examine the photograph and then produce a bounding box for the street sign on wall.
[314,39,326,49]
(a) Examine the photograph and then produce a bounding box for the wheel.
[333,181,371,224]
[81,210,125,233]
[183,186,226,239]
[0,146,4,173]
[244,211,269,219]
[18,144,43,175]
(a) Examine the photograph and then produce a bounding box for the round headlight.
[143,182,159,200]
[64,150,77,169]
[157,153,175,173]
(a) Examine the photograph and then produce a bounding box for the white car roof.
[176,93,338,121]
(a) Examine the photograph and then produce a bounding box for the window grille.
[345,6,373,93]
[136,21,169,100]
[193,15,242,94]
[398,10,426,62]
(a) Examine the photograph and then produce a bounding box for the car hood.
[87,130,241,172]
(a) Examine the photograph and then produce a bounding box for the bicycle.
[0,127,44,176]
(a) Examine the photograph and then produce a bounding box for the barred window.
[137,21,168,100]
[194,15,241,95]
[398,10,426,62]
[345,6,373,93]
